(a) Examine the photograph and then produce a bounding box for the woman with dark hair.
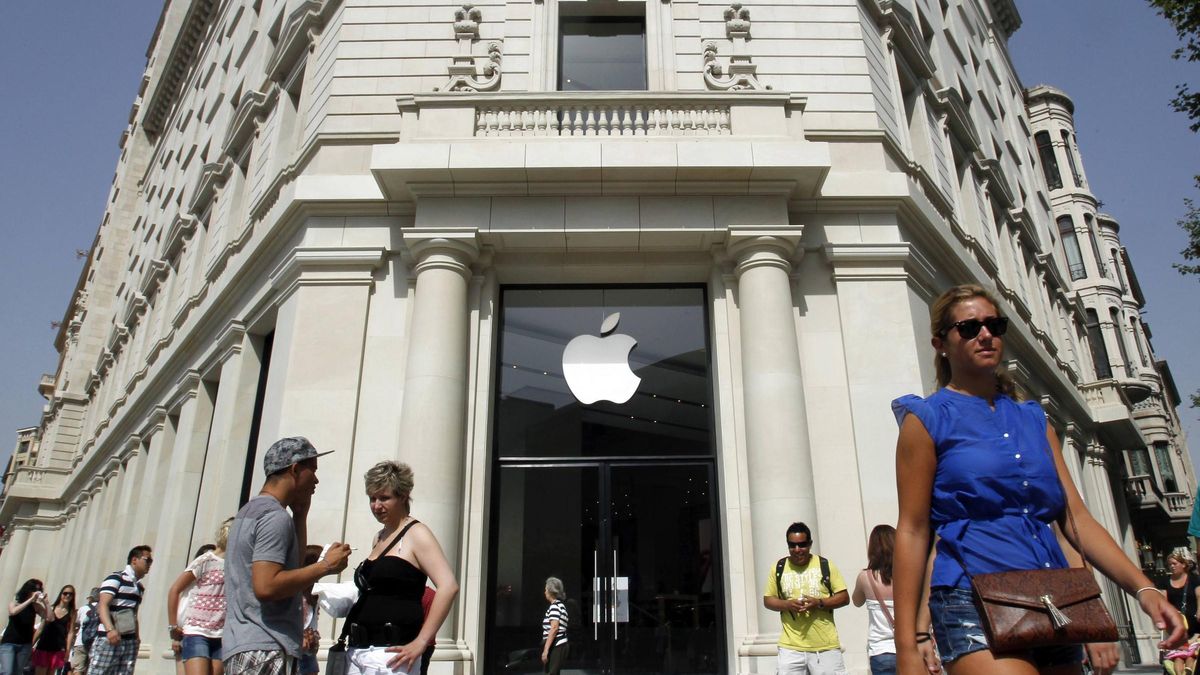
[853,526,897,674]
[892,284,1184,675]
[31,585,75,675]
[0,579,48,675]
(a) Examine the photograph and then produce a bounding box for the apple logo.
[562,312,641,405]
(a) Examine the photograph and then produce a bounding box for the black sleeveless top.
[1,603,35,645]
[351,521,428,644]
[34,610,68,652]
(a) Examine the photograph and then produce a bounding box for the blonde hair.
[930,284,1019,399]
[364,460,414,509]
[216,517,234,551]
[1168,551,1196,572]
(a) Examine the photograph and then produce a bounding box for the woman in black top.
[345,461,459,675]
[0,579,48,675]
[1162,553,1200,636]
[31,585,75,675]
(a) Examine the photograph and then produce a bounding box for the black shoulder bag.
[327,520,420,675]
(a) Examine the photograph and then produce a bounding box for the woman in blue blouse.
[892,285,1182,675]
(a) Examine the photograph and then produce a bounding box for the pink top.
[182,551,226,638]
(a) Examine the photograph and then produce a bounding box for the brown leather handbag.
[958,443,1119,651]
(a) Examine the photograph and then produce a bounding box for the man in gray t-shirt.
[223,437,351,675]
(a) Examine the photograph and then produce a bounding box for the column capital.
[725,227,802,277]
[403,228,480,279]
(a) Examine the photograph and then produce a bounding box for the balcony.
[1080,380,1145,447]
[1119,377,1153,404]
[372,91,831,200]
[1,465,69,502]
[37,374,55,398]
[1124,474,1193,523]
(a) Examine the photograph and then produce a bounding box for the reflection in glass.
[559,18,647,91]
[496,288,712,459]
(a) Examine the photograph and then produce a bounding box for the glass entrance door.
[487,462,722,675]
[486,286,724,675]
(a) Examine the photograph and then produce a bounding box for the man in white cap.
[223,437,352,675]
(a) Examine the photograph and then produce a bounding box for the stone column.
[726,229,817,646]
[189,322,262,550]
[396,229,479,657]
[110,437,149,548]
[256,246,385,552]
[141,373,215,665]
[131,411,173,545]
[0,522,32,598]
[83,462,123,571]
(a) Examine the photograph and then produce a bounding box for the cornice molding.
[267,0,338,84]
[269,247,388,299]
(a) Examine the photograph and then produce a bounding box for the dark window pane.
[496,287,712,458]
[559,18,647,91]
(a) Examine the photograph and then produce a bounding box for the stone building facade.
[0,0,1194,672]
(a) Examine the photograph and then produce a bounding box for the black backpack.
[774,556,832,621]
[561,598,581,645]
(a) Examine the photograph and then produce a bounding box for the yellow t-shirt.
[762,556,847,652]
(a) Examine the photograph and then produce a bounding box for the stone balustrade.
[396,91,807,140]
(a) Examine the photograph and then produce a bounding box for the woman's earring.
[940,352,947,357]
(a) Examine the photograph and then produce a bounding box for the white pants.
[347,647,415,675]
[777,647,848,675]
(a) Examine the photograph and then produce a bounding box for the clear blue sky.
[1,1,1197,477]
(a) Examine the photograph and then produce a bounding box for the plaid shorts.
[88,636,139,675]
[225,650,297,675]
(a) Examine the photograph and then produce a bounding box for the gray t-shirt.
[222,495,301,658]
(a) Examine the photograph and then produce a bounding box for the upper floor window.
[559,11,647,91]
[1084,215,1107,277]
[1061,130,1083,187]
[1057,216,1086,280]
[1084,309,1112,379]
[1109,307,1132,377]
[1154,442,1178,493]
[1035,131,1062,190]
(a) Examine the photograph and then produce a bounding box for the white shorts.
[777,647,848,675]
[347,647,416,675]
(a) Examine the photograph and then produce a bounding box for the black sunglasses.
[787,540,813,549]
[940,316,1008,340]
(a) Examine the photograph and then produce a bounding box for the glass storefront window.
[496,287,712,459]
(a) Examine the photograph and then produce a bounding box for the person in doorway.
[31,585,75,675]
[167,520,233,675]
[222,437,351,675]
[763,522,851,675]
[0,578,49,675]
[540,577,568,675]
[892,284,1183,675]
[852,526,896,675]
[344,460,458,675]
[90,546,153,675]
[67,588,100,675]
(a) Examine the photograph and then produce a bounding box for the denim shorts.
[180,635,222,661]
[929,587,1083,667]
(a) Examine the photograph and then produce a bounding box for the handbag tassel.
[1039,595,1072,630]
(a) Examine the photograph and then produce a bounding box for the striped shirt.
[541,600,568,647]
[97,565,144,634]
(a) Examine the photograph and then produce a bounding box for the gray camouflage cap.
[262,436,333,476]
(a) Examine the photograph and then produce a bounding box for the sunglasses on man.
[939,316,1009,340]
[786,540,813,549]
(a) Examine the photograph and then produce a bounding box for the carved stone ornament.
[724,3,751,36]
[703,41,769,91]
[454,4,482,39]
[438,5,502,92]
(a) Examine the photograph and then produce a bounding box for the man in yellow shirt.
[763,522,850,674]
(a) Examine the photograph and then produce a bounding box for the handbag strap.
[865,570,894,628]
[336,519,421,644]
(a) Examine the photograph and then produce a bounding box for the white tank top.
[865,598,896,656]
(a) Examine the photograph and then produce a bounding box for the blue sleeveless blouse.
[892,388,1070,589]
